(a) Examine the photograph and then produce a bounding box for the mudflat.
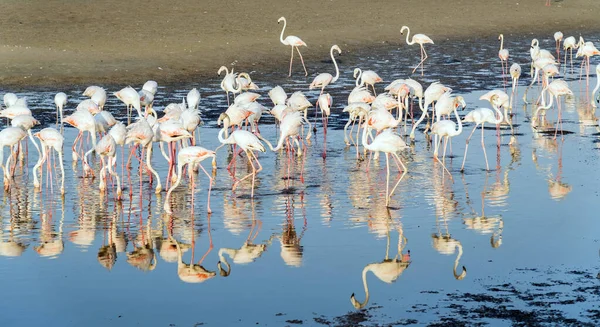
[0,0,597,87]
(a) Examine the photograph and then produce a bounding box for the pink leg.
[295,46,308,77]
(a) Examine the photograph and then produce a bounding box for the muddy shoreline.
[0,0,598,88]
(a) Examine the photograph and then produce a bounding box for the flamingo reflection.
[350,208,411,309]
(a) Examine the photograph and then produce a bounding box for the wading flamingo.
[164,146,216,214]
[460,94,504,172]
[32,128,65,194]
[54,92,67,133]
[498,34,509,81]
[354,68,383,95]
[532,79,573,139]
[0,127,27,191]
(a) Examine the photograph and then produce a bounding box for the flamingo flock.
[0,20,597,215]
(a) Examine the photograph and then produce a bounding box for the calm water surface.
[1,34,600,326]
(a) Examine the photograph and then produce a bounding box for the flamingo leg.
[385,153,390,207]
[295,46,308,77]
[460,124,478,172]
[198,164,213,213]
[288,46,294,77]
[481,124,490,171]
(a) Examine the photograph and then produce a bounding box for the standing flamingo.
[125,117,162,194]
[217,121,267,198]
[498,34,509,81]
[401,25,434,75]
[361,123,408,207]
[460,95,504,172]
[431,99,463,176]
[563,36,577,75]
[0,127,27,191]
[32,128,65,194]
[278,16,308,77]
[218,66,242,106]
[410,82,452,139]
[63,110,97,176]
[532,79,573,139]
[310,44,341,127]
[509,63,521,110]
[554,31,563,61]
[187,88,201,111]
[114,86,142,124]
[354,68,383,95]
[95,134,122,200]
[54,92,67,133]
[164,146,216,214]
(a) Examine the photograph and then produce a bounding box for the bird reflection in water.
[127,215,157,271]
[35,196,66,258]
[350,208,411,309]
[218,199,275,276]
[576,103,599,135]
[172,213,216,283]
[97,204,127,270]
[462,174,504,249]
[0,177,35,257]
[431,176,466,280]
[155,214,190,264]
[548,140,572,201]
[279,192,307,267]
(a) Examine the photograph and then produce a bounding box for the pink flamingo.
[401,25,434,75]
[164,146,216,214]
[532,79,573,139]
[0,127,27,191]
[278,16,308,77]
[32,128,65,194]
[95,134,122,200]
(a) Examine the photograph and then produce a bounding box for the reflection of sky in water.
[1,33,600,325]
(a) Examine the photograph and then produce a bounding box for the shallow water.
[2,34,600,326]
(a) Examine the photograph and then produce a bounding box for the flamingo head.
[332,45,341,55]
[400,26,409,35]
[454,96,467,110]
[277,16,285,23]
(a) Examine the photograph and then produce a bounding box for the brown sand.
[0,0,598,87]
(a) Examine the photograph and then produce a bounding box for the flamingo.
[532,79,573,139]
[309,45,341,95]
[114,86,142,124]
[237,73,259,91]
[278,16,308,77]
[269,86,288,106]
[164,146,216,214]
[142,80,158,95]
[218,66,242,105]
[576,41,600,87]
[63,110,97,176]
[554,31,563,61]
[0,104,32,120]
[32,128,65,194]
[0,127,27,191]
[187,88,201,111]
[309,44,341,125]
[10,114,41,160]
[401,25,434,75]
[563,36,577,74]
[125,117,162,194]
[354,68,383,95]
[95,134,122,200]
[361,122,408,207]
[54,92,67,132]
[509,63,521,109]
[108,122,127,178]
[498,34,509,81]
[3,93,18,108]
[410,82,452,139]
[180,108,202,145]
[432,235,467,280]
[217,120,267,198]
[90,87,107,110]
[431,99,463,176]
[460,94,504,172]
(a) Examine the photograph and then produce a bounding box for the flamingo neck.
[500,35,504,51]
[491,102,504,124]
[331,48,340,83]
[451,106,463,137]
[453,244,466,280]
[354,68,362,87]
[351,265,371,309]
[279,18,287,44]
[403,27,413,45]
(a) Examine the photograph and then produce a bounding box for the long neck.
[331,48,340,83]
[450,106,463,137]
[499,35,504,51]
[592,72,600,103]
[354,68,362,87]
[217,248,232,276]
[404,27,413,45]
[491,102,504,124]
[279,19,286,44]
[351,265,371,309]
[534,89,554,117]
[361,122,372,150]
[453,244,467,280]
